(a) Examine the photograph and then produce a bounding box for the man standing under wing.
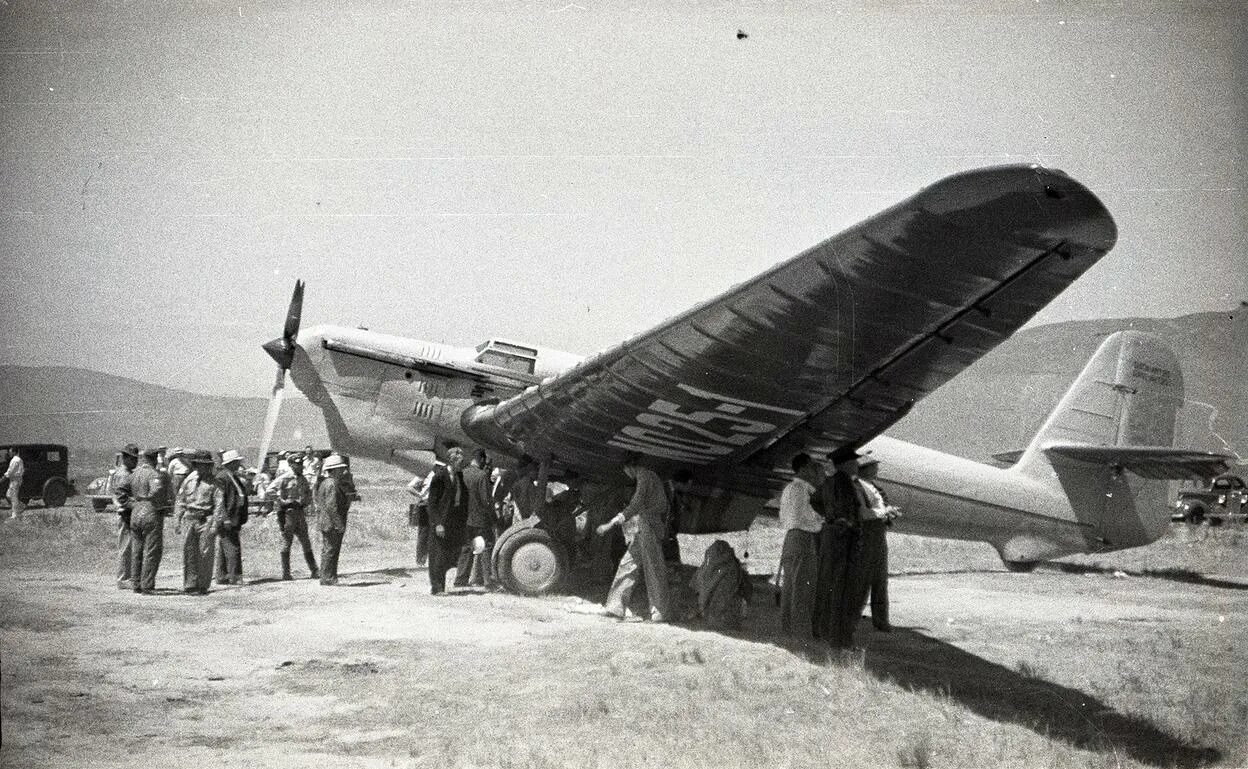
[596,454,672,622]
[426,443,468,595]
[777,452,824,636]
[812,447,865,649]
[853,456,898,632]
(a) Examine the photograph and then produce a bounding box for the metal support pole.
[535,455,550,518]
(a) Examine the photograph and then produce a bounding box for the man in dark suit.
[427,442,468,595]
[812,446,865,649]
[215,449,249,586]
[454,449,494,588]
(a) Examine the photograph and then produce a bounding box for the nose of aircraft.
[262,336,296,369]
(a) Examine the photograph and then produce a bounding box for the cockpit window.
[475,340,538,375]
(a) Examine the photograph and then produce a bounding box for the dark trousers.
[812,523,860,648]
[215,527,243,584]
[129,515,163,592]
[454,525,493,587]
[853,519,889,629]
[117,516,133,585]
[280,510,318,577]
[320,527,344,582]
[414,504,429,567]
[428,527,463,594]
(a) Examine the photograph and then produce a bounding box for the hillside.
[0,365,328,458]
[890,307,1247,461]
[1,308,1243,472]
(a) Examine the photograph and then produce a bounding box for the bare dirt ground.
[2,492,1246,769]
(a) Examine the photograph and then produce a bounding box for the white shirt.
[857,479,896,520]
[5,455,23,484]
[778,476,823,533]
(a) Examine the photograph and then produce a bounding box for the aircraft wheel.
[42,477,69,508]
[497,527,568,596]
[1003,560,1038,573]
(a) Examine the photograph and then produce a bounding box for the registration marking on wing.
[607,384,804,462]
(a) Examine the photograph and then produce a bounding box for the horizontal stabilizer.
[991,449,1024,466]
[1043,445,1232,481]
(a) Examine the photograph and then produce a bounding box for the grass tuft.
[896,733,933,769]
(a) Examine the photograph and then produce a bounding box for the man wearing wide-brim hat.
[174,449,224,594]
[112,443,141,590]
[314,454,352,586]
[214,449,249,586]
[811,446,866,649]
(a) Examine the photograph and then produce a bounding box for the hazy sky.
[2,0,1245,396]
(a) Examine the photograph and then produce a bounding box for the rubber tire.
[42,477,69,508]
[1003,560,1038,573]
[496,527,568,596]
[1187,506,1207,525]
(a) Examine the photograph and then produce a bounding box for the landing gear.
[1003,560,1038,573]
[493,523,568,596]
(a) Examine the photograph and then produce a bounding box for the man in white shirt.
[777,452,824,635]
[4,449,25,520]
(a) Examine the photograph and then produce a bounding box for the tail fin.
[1014,331,1190,550]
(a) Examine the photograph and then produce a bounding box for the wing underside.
[464,165,1118,493]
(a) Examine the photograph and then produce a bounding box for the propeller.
[258,280,305,466]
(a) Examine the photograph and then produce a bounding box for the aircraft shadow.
[341,567,414,579]
[855,625,1219,767]
[1042,562,1248,590]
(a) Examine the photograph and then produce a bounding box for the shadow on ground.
[1043,561,1248,590]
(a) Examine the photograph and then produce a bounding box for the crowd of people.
[777,447,898,649]
[100,438,894,646]
[110,443,357,594]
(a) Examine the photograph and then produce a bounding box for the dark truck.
[1172,473,1247,525]
[0,443,76,508]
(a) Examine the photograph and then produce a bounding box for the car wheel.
[1003,560,1038,573]
[496,527,568,596]
[1187,506,1207,525]
[42,477,69,508]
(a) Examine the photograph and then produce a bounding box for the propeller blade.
[256,367,287,469]
[283,279,305,344]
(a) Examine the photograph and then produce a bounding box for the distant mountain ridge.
[1,309,1243,468]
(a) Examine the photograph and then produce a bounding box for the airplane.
[258,164,1231,593]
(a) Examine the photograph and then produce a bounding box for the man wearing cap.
[595,453,672,622]
[812,446,866,648]
[115,447,171,594]
[273,452,319,581]
[426,443,468,595]
[175,450,224,594]
[852,456,898,633]
[112,443,141,589]
[777,452,824,636]
[215,449,249,586]
[314,454,352,586]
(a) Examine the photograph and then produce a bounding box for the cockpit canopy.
[474,339,538,375]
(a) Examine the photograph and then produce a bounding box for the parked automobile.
[84,453,125,512]
[1172,473,1247,525]
[0,443,76,508]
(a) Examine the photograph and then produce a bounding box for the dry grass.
[2,490,1246,769]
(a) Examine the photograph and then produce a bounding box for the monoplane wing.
[463,165,1117,491]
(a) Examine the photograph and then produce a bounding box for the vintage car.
[1172,473,1248,525]
[0,443,76,508]
[84,453,126,512]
